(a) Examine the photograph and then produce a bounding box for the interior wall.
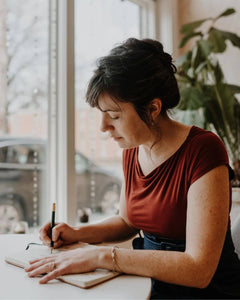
[177,0,240,85]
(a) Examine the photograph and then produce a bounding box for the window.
[0,0,156,233]
[0,0,49,233]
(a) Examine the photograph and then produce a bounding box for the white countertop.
[0,234,151,300]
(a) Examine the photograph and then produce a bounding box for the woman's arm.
[98,165,230,288]
[39,182,137,248]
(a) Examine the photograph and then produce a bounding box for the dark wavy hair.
[86,38,180,126]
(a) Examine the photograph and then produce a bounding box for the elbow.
[190,267,215,289]
[194,275,212,289]
[184,255,216,289]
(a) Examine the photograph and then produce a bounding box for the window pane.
[74,0,140,222]
[0,0,48,233]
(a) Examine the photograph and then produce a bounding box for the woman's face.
[98,94,151,149]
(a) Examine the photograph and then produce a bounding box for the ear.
[148,98,162,120]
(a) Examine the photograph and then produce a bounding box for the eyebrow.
[100,108,121,113]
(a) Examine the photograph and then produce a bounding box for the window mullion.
[47,0,58,224]
[57,0,76,224]
[155,0,178,56]
[129,0,156,38]
[48,0,76,224]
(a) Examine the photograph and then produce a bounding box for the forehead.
[98,94,122,112]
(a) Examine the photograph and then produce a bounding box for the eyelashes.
[109,116,119,120]
[108,113,120,120]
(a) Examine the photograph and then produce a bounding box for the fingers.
[28,254,56,265]
[39,222,62,248]
[39,222,51,245]
[51,223,64,243]
[25,259,61,284]
[39,268,61,284]
[26,262,52,276]
[25,256,53,271]
[25,258,67,284]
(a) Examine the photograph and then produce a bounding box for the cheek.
[124,121,148,141]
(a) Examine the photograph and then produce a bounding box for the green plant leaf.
[177,9,240,161]
[180,19,209,35]
[179,31,202,48]
[216,83,235,124]
[227,84,240,94]
[207,28,240,50]
[204,96,238,162]
[191,44,202,69]
[198,39,213,57]
[202,85,237,151]
[195,61,207,74]
[191,41,213,71]
[218,30,240,48]
[178,86,205,110]
[208,28,227,53]
[212,61,224,82]
[204,101,228,142]
[216,8,235,19]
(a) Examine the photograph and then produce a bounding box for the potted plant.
[176,8,240,191]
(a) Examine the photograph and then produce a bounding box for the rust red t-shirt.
[123,126,231,240]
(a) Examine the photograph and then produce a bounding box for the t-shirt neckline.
[136,125,196,179]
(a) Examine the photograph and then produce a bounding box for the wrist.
[97,246,113,270]
[74,225,89,242]
[97,246,123,273]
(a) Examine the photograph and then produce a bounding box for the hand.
[24,246,106,284]
[39,222,79,248]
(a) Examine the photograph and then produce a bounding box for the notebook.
[5,242,121,288]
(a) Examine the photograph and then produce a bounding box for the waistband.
[144,231,185,244]
[143,232,186,251]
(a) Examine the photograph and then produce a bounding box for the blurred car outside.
[0,137,121,234]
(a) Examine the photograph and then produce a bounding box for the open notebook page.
[5,242,120,288]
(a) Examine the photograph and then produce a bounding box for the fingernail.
[39,279,46,284]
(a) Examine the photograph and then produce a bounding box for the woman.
[25,38,240,299]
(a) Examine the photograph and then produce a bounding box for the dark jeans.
[132,231,240,299]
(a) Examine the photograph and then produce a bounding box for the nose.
[100,113,113,132]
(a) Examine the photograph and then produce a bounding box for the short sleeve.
[187,132,229,185]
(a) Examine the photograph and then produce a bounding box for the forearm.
[98,247,213,289]
[75,215,137,244]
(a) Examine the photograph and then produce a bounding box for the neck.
[142,115,175,150]
[139,116,191,166]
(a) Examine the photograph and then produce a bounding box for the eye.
[108,113,119,120]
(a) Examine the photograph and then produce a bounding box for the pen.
[50,202,56,254]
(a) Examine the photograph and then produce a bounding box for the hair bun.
[142,39,177,74]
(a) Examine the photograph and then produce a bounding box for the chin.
[116,140,128,149]
[117,141,138,149]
